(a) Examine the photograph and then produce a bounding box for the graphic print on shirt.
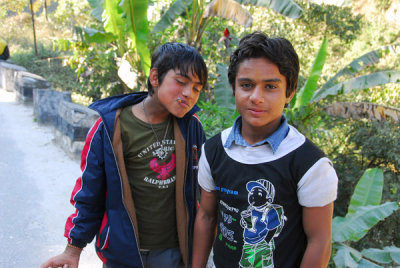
[138,139,176,189]
[150,153,175,180]
[239,179,286,268]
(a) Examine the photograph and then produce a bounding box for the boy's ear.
[285,90,296,105]
[149,68,159,88]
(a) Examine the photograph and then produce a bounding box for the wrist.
[65,243,83,256]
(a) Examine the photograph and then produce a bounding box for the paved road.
[0,88,102,267]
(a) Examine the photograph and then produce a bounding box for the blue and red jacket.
[64,92,206,268]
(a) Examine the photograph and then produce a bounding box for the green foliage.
[297,1,363,44]
[350,121,400,170]
[151,0,192,34]
[0,0,28,13]
[50,0,92,30]
[197,100,237,139]
[362,247,400,265]
[347,168,383,215]
[375,0,392,11]
[288,37,400,140]
[293,37,328,108]
[119,0,151,76]
[88,0,151,76]
[55,38,124,100]
[239,0,303,19]
[10,43,79,92]
[213,63,236,115]
[321,118,400,258]
[333,203,397,242]
[321,43,400,90]
[331,168,399,267]
[313,70,400,102]
[152,0,303,51]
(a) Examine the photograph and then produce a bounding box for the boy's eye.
[240,83,253,89]
[176,79,185,85]
[265,84,277,89]
[193,87,202,93]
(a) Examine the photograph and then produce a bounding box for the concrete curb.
[0,61,98,160]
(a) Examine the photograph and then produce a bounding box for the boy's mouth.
[248,108,266,115]
[178,98,189,107]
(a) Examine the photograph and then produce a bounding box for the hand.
[40,245,82,268]
[240,218,247,228]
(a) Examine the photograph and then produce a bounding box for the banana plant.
[57,0,151,90]
[332,168,399,267]
[290,39,400,124]
[90,0,151,77]
[214,63,236,114]
[151,0,303,50]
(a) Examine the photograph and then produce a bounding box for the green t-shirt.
[120,105,178,250]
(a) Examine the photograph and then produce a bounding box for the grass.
[1,12,80,93]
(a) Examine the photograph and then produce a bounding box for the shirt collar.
[224,115,289,153]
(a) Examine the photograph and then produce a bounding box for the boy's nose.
[249,87,264,103]
[182,84,193,98]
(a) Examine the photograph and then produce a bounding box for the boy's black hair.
[228,31,299,97]
[147,42,208,95]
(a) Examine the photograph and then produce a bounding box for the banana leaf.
[312,70,400,102]
[332,202,398,243]
[361,248,395,264]
[214,63,236,113]
[358,259,383,268]
[120,0,151,76]
[87,0,104,22]
[322,43,400,90]
[323,102,400,123]
[103,0,125,39]
[151,0,192,33]
[239,0,303,19]
[382,246,400,264]
[308,0,352,6]
[74,26,116,44]
[347,168,383,215]
[294,37,327,108]
[204,0,252,27]
[333,244,362,268]
[152,0,302,34]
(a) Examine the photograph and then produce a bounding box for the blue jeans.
[103,247,184,268]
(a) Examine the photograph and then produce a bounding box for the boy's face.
[249,187,268,207]
[153,68,203,118]
[234,57,294,138]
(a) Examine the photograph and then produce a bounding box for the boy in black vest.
[193,32,338,268]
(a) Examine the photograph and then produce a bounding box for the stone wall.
[0,61,99,160]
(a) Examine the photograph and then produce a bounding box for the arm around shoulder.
[300,202,334,268]
[192,189,218,268]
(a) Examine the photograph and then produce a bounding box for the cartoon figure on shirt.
[239,179,286,268]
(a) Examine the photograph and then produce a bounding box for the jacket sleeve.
[64,117,107,248]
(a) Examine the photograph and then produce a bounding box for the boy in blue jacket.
[193,32,338,268]
[41,42,208,268]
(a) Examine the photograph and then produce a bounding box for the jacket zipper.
[184,118,193,266]
[104,123,145,268]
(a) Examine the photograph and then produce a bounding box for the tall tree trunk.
[30,0,38,56]
[44,0,48,21]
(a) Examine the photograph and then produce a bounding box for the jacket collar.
[89,92,200,139]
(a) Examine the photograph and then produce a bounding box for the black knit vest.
[204,133,326,268]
